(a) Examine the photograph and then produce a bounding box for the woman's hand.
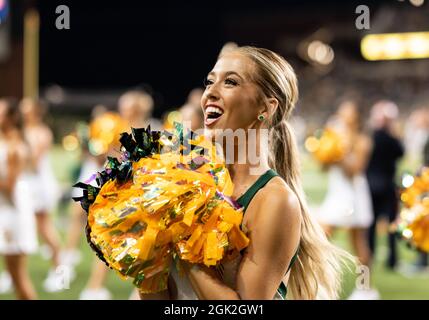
[139,274,178,300]
[183,259,241,300]
[183,179,301,300]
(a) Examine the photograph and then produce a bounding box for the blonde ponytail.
[228,46,354,299]
[271,121,351,299]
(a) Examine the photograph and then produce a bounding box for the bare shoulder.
[248,177,302,230]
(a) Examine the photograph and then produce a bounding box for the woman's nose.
[204,85,220,101]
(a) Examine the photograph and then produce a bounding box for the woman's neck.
[225,128,271,196]
[25,118,42,127]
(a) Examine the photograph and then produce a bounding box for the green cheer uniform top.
[236,169,299,300]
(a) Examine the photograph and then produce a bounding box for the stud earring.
[258,114,265,121]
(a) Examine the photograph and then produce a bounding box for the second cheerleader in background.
[317,99,379,299]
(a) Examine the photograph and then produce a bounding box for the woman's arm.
[184,183,302,300]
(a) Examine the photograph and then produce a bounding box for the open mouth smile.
[204,105,224,126]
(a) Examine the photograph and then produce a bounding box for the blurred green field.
[0,147,428,300]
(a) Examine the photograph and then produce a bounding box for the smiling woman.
[139,46,354,301]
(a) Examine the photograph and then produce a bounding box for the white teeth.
[206,106,224,115]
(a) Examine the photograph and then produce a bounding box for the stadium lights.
[361,31,429,61]
[409,0,425,7]
[307,40,334,65]
[62,134,80,152]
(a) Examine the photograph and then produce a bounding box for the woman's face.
[201,52,263,138]
[119,95,152,123]
[118,96,138,122]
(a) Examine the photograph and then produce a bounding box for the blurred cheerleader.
[0,98,38,299]
[19,98,62,292]
[63,105,107,270]
[180,88,204,131]
[180,103,204,131]
[118,90,162,130]
[317,100,377,299]
[78,109,127,300]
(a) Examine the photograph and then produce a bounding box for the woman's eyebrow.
[225,71,244,80]
[207,71,245,80]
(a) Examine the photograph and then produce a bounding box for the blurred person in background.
[0,98,38,299]
[180,88,204,131]
[77,107,126,300]
[366,100,404,271]
[186,88,204,110]
[118,89,162,130]
[403,108,429,165]
[162,88,204,132]
[19,98,63,293]
[62,106,108,279]
[180,102,204,131]
[317,100,378,299]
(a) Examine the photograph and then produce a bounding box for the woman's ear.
[260,97,278,119]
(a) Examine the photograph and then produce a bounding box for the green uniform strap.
[236,169,278,210]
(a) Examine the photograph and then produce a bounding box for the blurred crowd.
[0,88,204,300]
[311,98,429,299]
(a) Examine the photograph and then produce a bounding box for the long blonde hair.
[228,46,353,299]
